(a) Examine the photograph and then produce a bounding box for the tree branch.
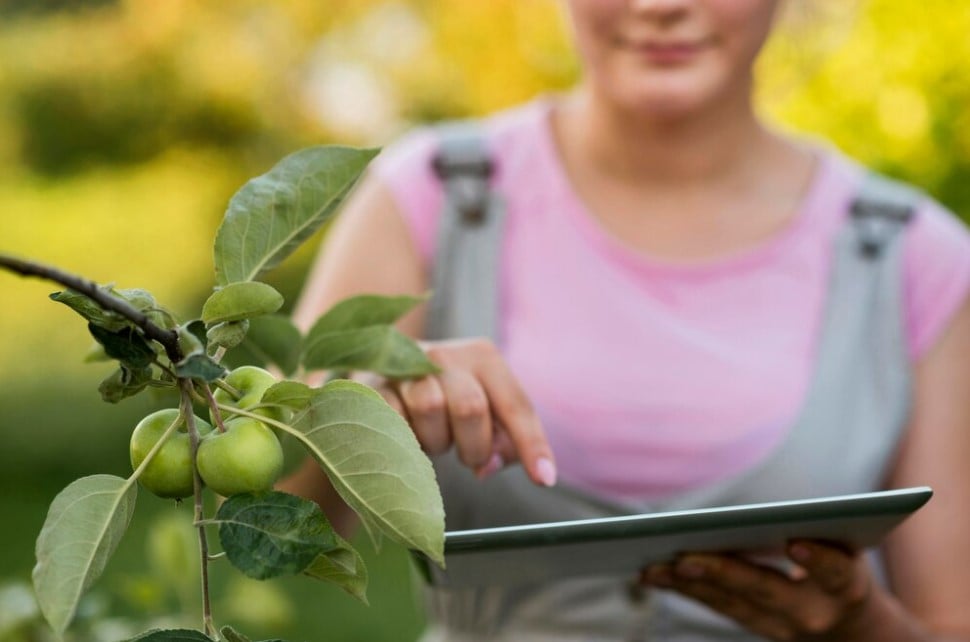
[0,253,183,363]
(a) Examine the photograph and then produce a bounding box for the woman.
[283,1,970,640]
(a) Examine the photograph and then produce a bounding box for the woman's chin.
[595,75,731,123]
[613,92,719,122]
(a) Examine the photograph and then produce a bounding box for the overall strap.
[849,171,920,258]
[425,122,506,343]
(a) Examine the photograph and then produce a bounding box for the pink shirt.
[372,99,970,503]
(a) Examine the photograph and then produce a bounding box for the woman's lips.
[623,38,711,65]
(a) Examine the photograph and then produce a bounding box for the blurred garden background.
[1,1,968,640]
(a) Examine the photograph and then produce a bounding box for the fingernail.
[790,544,811,563]
[475,453,504,479]
[535,457,557,487]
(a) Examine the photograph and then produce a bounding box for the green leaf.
[220,625,287,642]
[302,325,439,379]
[308,294,426,333]
[89,323,156,369]
[82,342,111,363]
[301,294,437,378]
[98,365,154,403]
[214,491,337,580]
[174,353,228,382]
[214,145,378,285]
[287,380,444,565]
[304,532,369,604]
[202,282,285,325]
[181,319,208,349]
[51,289,130,332]
[207,320,250,351]
[33,475,137,636]
[261,380,313,410]
[219,628,252,642]
[225,315,303,376]
[178,328,205,358]
[114,288,173,330]
[125,630,214,641]
[259,382,316,477]
[51,288,173,334]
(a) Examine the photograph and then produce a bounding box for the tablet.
[415,486,932,588]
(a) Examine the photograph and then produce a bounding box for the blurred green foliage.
[0,1,967,640]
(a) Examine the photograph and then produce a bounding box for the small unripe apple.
[130,408,212,499]
[211,366,284,425]
[196,417,284,497]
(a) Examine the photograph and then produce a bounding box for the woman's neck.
[547,81,817,260]
[560,81,779,191]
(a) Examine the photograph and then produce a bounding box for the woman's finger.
[352,372,408,418]
[396,375,451,455]
[468,345,556,486]
[788,540,869,599]
[376,383,408,418]
[644,564,794,641]
[674,554,800,614]
[426,338,557,487]
[653,548,875,638]
[437,368,493,470]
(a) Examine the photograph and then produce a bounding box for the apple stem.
[213,378,243,401]
[153,358,178,381]
[203,384,229,433]
[181,380,217,638]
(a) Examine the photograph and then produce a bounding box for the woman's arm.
[877,294,970,640]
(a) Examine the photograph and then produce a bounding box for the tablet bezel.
[417,486,932,588]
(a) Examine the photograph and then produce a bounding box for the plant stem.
[0,253,184,364]
[203,383,228,433]
[181,380,216,638]
[153,358,179,380]
[213,378,242,400]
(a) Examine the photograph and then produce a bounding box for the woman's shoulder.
[798,143,969,359]
[831,149,970,359]
[367,99,552,262]
[371,98,549,178]
[816,146,968,253]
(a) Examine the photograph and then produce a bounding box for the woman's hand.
[354,337,558,487]
[642,540,881,641]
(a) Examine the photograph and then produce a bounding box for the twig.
[181,380,216,637]
[202,383,228,433]
[0,253,184,364]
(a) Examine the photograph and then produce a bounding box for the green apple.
[196,417,284,497]
[212,365,284,425]
[130,408,212,499]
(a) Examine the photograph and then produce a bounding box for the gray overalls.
[420,126,920,641]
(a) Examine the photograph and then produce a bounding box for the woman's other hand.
[641,540,884,641]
